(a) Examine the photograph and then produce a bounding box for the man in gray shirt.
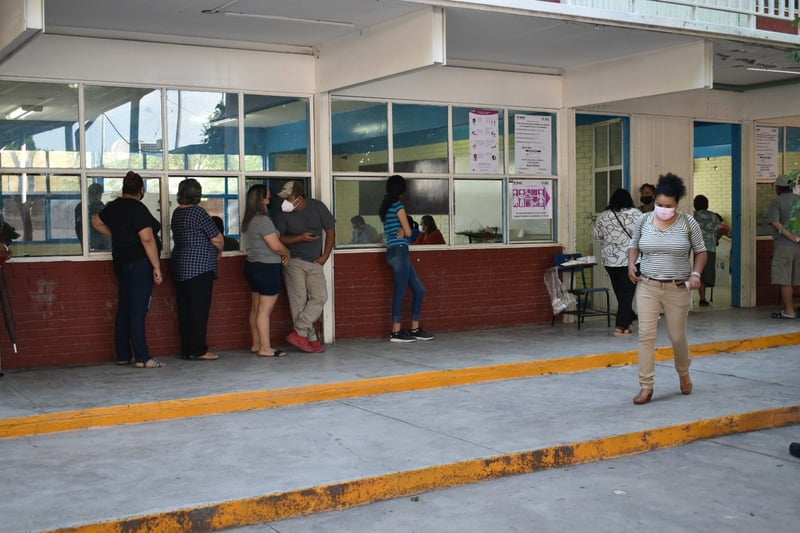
[767,174,800,319]
[273,181,336,352]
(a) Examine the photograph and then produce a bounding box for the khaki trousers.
[635,277,692,389]
[282,259,327,341]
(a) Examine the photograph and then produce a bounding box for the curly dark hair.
[654,173,686,202]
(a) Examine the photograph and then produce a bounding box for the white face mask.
[654,206,676,221]
[281,199,295,213]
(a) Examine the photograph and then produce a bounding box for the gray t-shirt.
[243,214,281,264]
[767,192,800,248]
[273,198,335,262]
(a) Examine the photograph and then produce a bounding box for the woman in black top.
[92,171,165,368]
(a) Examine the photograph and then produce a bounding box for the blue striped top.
[383,201,406,248]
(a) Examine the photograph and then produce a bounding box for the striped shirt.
[383,201,405,248]
[629,212,706,280]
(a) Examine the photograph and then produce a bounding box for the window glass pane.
[1,173,81,256]
[609,120,623,167]
[595,171,609,211]
[594,124,608,168]
[509,110,557,175]
[453,107,504,174]
[333,177,449,247]
[76,179,112,252]
[243,95,309,172]
[392,103,448,173]
[756,182,778,236]
[786,127,800,177]
[167,90,239,171]
[0,81,80,169]
[453,179,503,244]
[610,168,623,195]
[84,86,163,170]
[331,100,388,172]
[509,178,556,242]
[168,177,235,249]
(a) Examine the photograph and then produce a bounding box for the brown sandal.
[633,388,653,405]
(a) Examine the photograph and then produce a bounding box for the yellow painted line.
[3,331,799,440]
[46,405,800,533]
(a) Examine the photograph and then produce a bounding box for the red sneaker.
[286,330,314,353]
[309,339,325,353]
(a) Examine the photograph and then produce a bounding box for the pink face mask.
[654,206,676,221]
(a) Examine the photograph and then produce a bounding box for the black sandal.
[258,349,287,357]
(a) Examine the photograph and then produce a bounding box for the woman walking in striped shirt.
[627,173,707,405]
[379,175,434,343]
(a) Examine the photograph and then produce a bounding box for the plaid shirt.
[170,205,219,281]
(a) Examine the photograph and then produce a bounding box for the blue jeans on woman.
[385,244,426,324]
[114,257,154,363]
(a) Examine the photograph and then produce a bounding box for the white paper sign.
[755,126,779,179]
[511,179,552,219]
[469,110,499,174]
[514,114,552,175]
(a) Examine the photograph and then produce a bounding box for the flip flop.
[258,349,287,357]
[770,312,797,319]
[134,358,166,368]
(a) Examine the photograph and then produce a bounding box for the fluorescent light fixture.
[746,67,800,75]
[5,105,43,120]
[201,2,354,28]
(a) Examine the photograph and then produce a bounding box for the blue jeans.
[385,244,426,324]
[114,258,154,363]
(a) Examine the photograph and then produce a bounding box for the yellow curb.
[3,331,799,440]
[45,405,800,533]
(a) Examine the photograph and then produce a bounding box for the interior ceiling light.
[5,105,43,120]
[202,0,354,28]
[745,67,800,75]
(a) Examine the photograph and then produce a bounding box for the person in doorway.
[379,175,434,343]
[75,182,111,251]
[170,179,223,361]
[273,181,335,353]
[349,215,380,244]
[414,215,446,245]
[211,216,240,252]
[242,185,291,357]
[593,188,641,336]
[638,183,655,213]
[767,174,800,319]
[92,171,165,368]
[692,195,725,307]
[627,173,707,404]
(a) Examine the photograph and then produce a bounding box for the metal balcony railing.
[563,0,799,28]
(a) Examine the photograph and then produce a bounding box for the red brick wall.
[756,16,800,34]
[0,246,561,369]
[334,246,562,338]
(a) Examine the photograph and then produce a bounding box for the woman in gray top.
[627,173,707,405]
[242,185,291,357]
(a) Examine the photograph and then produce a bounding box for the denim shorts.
[244,261,282,296]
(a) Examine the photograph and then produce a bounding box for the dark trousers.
[606,265,637,329]
[115,258,154,363]
[175,271,215,358]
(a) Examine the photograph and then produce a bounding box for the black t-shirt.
[98,198,161,271]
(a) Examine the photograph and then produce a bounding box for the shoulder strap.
[612,210,632,239]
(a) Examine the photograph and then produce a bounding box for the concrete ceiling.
[30,0,800,91]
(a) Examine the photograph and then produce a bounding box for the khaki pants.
[635,277,692,389]
[282,259,327,341]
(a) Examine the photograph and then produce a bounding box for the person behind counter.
[349,215,380,244]
[627,173,706,405]
[212,216,241,252]
[92,171,165,368]
[171,179,223,361]
[414,215,446,245]
[241,185,291,358]
[593,188,640,336]
[379,175,434,343]
[638,183,655,213]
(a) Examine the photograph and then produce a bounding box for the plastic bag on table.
[544,266,577,315]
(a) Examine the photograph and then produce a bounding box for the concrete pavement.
[0,307,798,532]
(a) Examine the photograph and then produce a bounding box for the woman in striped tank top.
[627,173,707,405]
[379,175,434,343]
